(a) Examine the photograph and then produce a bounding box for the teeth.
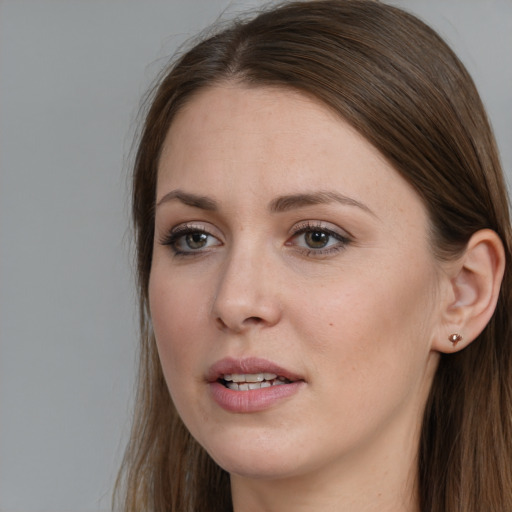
[225,379,287,391]
[223,373,278,383]
[245,374,263,383]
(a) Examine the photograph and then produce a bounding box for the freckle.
[329,323,333,327]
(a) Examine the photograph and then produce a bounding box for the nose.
[212,247,282,333]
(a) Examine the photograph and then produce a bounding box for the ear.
[433,229,505,354]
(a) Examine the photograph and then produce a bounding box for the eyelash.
[287,221,352,256]
[159,221,352,258]
[159,224,218,257]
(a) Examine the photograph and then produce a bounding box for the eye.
[160,224,222,256]
[287,222,351,255]
[302,230,332,249]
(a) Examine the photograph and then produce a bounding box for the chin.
[200,434,312,481]
[214,455,299,481]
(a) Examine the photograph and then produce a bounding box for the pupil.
[306,230,328,248]
[186,232,207,249]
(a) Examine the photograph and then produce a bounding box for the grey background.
[1,1,510,511]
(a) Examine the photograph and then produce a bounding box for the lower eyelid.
[286,233,351,258]
[302,245,346,257]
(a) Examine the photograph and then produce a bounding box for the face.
[149,85,444,484]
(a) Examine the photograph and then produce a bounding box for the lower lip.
[209,381,304,413]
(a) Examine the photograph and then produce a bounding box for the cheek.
[292,271,439,437]
[291,259,439,380]
[148,270,209,383]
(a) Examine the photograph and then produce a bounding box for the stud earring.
[448,333,463,346]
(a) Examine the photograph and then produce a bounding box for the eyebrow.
[156,189,374,216]
[269,191,375,216]
[156,190,218,210]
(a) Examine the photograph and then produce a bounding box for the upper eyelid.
[168,221,223,238]
[290,220,353,239]
[170,223,208,234]
[288,225,350,246]
[157,222,219,246]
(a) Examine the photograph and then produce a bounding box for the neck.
[231,458,419,512]
[230,411,422,512]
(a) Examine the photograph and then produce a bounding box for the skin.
[149,84,450,512]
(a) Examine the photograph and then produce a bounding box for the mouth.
[207,357,303,388]
[219,373,292,391]
[208,358,305,413]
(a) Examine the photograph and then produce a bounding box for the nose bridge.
[212,235,281,331]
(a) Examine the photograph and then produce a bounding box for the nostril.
[245,316,263,324]
[215,315,264,332]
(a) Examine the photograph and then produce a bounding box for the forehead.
[161,85,378,177]
[160,85,337,161]
[157,84,425,224]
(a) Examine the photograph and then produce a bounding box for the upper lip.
[206,357,304,383]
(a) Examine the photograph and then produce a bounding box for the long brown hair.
[115,1,512,510]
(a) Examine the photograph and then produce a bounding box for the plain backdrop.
[0,1,510,511]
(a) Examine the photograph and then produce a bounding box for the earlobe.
[433,229,505,354]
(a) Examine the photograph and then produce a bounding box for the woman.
[115,1,512,510]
